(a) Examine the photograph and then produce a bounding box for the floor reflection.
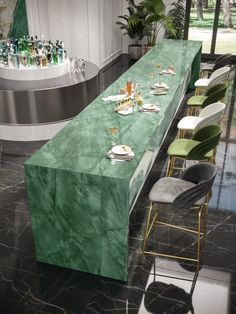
[139,258,230,314]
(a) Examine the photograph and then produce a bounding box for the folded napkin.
[106,150,134,161]
[102,94,127,102]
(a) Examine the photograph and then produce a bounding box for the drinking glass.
[156,63,162,73]
[107,127,119,146]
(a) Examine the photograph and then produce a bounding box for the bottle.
[8,45,18,68]
[53,47,58,65]
[47,51,52,66]
[2,51,8,67]
[27,52,33,66]
[58,47,63,63]
[22,52,27,67]
[126,77,132,97]
[14,38,19,53]
[18,38,23,52]
[63,49,67,61]
[35,54,42,67]
[41,54,48,67]
[34,35,38,49]
[136,92,143,107]
[0,48,3,65]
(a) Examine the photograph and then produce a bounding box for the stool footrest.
[143,250,199,262]
[156,220,204,235]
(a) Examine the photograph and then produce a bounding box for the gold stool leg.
[166,157,172,177]
[142,202,154,254]
[166,156,175,177]
[177,129,187,139]
[186,107,192,116]
[196,207,202,276]
[195,87,200,95]
[187,106,198,116]
[209,154,216,165]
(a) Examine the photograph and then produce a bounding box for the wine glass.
[156,63,162,76]
[149,72,155,89]
[107,127,119,146]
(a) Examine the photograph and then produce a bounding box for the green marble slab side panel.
[25,165,130,281]
[188,45,202,89]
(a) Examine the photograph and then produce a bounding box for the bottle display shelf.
[0,36,69,79]
[0,58,70,81]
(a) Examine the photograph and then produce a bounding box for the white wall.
[26,0,122,68]
[25,0,185,67]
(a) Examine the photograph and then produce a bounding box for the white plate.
[142,103,158,111]
[112,145,132,155]
[160,70,175,75]
[151,90,167,96]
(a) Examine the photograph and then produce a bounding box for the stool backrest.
[187,125,222,160]
[202,84,228,108]
[173,162,217,209]
[208,66,230,88]
[215,53,232,64]
[205,82,228,97]
[199,102,225,118]
[199,102,226,120]
[196,102,226,131]
[212,54,232,72]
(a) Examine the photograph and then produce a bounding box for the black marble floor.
[0,55,236,314]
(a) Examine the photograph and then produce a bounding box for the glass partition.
[186,0,236,57]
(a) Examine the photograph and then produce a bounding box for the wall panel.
[101,0,122,66]
[25,0,122,68]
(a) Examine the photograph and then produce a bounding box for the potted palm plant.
[116,0,148,60]
[141,0,176,53]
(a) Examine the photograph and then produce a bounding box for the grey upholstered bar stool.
[142,162,217,274]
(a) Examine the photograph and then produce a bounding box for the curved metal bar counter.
[0,61,99,141]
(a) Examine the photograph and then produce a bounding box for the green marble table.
[25,40,202,281]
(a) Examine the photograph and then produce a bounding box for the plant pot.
[142,44,153,55]
[128,44,143,60]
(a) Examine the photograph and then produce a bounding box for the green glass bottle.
[53,47,58,65]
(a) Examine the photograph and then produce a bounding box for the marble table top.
[26,40,202,181]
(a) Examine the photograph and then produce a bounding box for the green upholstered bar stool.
[166,125,222,177]
[186,82,228,116]
[142,162,217,274]
[177,102,226,139]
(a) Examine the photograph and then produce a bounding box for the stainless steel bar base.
[0,61,99,141]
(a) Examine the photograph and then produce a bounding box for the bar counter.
[25,40,202,281]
